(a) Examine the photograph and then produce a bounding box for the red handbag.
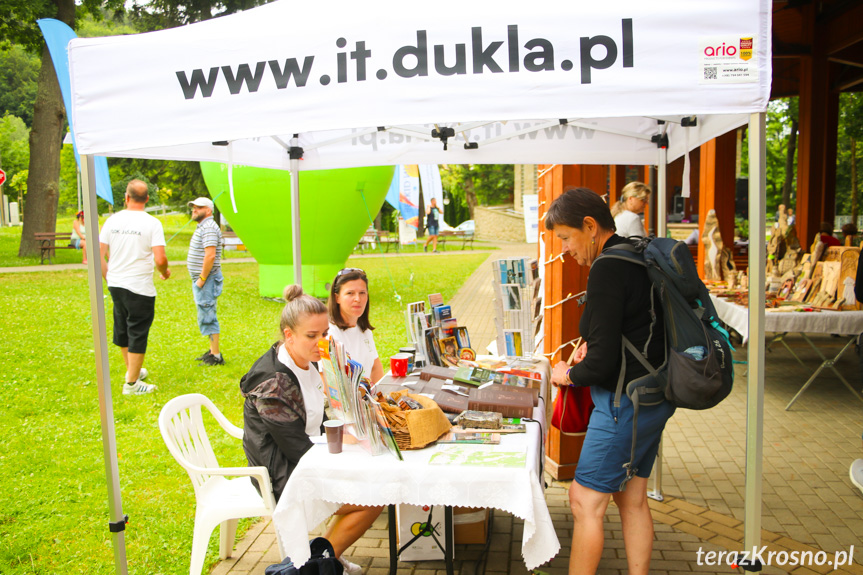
[551,384,593,433]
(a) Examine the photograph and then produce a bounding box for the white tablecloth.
[272,406,559,571]
[710,295,863,343]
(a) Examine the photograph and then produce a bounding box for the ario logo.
[704,42,737,57]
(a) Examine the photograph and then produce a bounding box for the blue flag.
[38,19,113,205]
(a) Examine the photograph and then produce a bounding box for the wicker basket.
[378,390,452,449]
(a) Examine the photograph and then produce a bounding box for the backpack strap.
[619,389,640,492]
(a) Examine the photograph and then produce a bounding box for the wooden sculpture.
[702,209,726,281]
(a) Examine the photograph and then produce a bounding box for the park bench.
[437,229,475,250]
[355,229,400,253]
[34,232,75,264]
[222,230,246,251]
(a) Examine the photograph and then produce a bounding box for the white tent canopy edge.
[68,0,771,572]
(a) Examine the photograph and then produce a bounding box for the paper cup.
[323,420,344,454]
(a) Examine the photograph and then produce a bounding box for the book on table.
[468,384,534,418]
[437,431,501,444]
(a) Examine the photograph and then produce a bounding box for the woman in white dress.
[327,268,384,383]
[610,181,651,238]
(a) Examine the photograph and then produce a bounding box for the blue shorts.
[427,224,439,236]
[192,270,223,336]
[575,385,675,493]
[71,238,82,249]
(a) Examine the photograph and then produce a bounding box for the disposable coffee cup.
[399,346,416,372]
[323,420,344,454]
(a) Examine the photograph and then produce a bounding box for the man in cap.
[99,179,170,395]
[187,197,225,365]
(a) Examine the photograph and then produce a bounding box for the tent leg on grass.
[82,154,129,575]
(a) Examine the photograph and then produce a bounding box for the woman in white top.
[327,268,384,383]
[610,181,651,238]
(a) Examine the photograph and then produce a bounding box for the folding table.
[710,295,863,409]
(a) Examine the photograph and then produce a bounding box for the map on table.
[428,446,526,468]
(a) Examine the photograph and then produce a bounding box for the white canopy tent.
[66,1,771,572]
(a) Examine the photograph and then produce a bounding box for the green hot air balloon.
[200,163,395,298]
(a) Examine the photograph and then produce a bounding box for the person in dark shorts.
[546,187,674,575]
[99,180,171,395]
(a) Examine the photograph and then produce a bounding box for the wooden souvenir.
[702,209,724,281]
[839,248,862,310]
[789,278,811,302]
[820,261,840,298]
[778,278,794,299]
[803,277,822,303]
[777,204,788,235]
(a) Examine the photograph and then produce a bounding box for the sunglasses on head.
[337,267,365,277]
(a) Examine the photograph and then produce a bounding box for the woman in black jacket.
[241,284,381,575]
[546,188,674,575]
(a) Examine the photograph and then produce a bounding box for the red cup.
[391,353,410,377]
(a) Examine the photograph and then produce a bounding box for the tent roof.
[67,0,771,165]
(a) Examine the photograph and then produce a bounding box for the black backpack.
[595,237,734,490]
[265,537,344,575]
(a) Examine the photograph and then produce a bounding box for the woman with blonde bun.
[611,181,651,238]
[240,284,381,574]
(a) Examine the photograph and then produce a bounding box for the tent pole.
[290,135,302,286]
[82,154,129,575]
[647,147,669,502]
[657,148,668,238]
[742,112,766,567]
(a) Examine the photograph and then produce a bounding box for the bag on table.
[265,537,344,575]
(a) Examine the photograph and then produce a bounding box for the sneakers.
[423,245,428,252]
[123,381,157,395]
[200,352,226,366]
[851,459,863,496]
[137,368,148,380]
[338,556,363,575]
[194,350,211,361]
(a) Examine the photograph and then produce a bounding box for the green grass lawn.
[0,215,494,268]
[0,252,488,574]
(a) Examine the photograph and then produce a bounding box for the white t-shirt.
[277,345,325,437]
[614,210,646,238]
[329,323,379,382]
[99,210,166,297]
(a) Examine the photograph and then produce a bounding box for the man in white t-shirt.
[99,180,171,395]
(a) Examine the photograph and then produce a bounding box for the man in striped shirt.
[187,197,224,365]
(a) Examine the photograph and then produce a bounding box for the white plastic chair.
[159,393,283,575]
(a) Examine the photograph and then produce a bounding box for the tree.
[0,45,40,126]
[739,98,799,217]
[440,164,514,220]
[0,114,30,177]
[837,93,863,223]
[128,0,274,30]
[781,98,799,208]
[0,0,125,256]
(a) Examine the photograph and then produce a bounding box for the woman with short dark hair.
[545,187,674,575]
